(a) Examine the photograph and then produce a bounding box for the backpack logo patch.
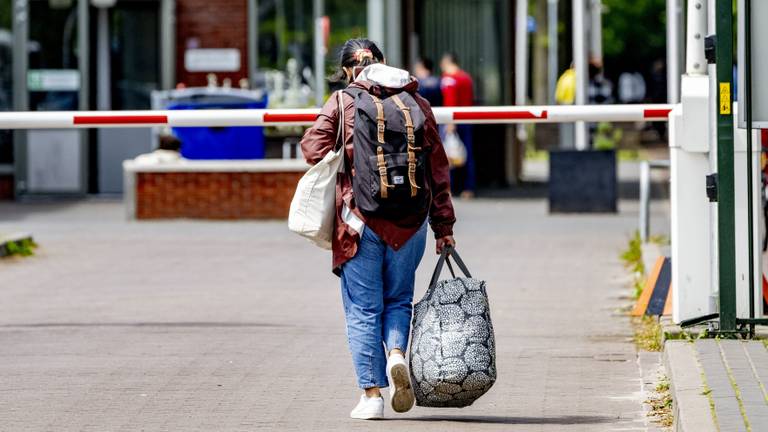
[393,175,405,185]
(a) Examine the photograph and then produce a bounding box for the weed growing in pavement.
[633,315,663,351]
[621,231,646,299]
[2,238,37,258]
[646,375,674,428]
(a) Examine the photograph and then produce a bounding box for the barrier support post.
[715,0,737,333]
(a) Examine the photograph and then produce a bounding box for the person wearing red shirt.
[440,52,476,197]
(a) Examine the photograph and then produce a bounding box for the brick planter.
[124,160,307,220]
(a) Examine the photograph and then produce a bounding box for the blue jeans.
[340,224,428,389]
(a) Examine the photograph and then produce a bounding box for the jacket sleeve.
[300,91,340,165]
[421,103,456,239]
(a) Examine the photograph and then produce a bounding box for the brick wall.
[176,0,249,87]
[0,175,13,201]
[135,171,302,219]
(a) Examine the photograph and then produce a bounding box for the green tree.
[602,0,667,75]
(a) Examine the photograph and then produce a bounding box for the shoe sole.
[350,412,383,420]
[389,363,415,413]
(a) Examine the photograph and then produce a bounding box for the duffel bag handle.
[428,245,473,289]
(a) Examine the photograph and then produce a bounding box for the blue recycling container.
[169,93,268,159]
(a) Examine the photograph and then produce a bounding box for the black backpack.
[344,87,430,217]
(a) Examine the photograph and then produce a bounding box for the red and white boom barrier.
[0,104,674,129]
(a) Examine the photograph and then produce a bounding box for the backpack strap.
[370,94,393,199]
[370,94,386,144]
[391,94,421,197]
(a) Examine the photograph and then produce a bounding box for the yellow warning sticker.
[720,83,731,115]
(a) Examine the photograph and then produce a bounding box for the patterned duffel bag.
[409,246,496,408]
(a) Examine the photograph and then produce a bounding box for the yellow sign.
[720,83,731,115]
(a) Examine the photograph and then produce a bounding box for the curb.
[663,341,719,432]
[0,233,34,258]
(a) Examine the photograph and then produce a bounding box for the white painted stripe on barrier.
[0,104,675,129]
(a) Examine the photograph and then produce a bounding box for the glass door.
[93,0,161,194]
[18,0,87,195]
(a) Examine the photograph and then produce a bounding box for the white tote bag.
[443,131,467,168]
[288,92,345,249]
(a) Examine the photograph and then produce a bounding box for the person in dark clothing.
[413,58,442,107]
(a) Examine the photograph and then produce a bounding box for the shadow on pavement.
[0,321,290,328]
[397,415,616,425]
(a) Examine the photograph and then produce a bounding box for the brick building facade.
[175,0,250,88]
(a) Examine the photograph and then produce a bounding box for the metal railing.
[639,159,671,243]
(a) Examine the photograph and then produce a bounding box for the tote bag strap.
[335,91,345,151]
[428,245,473,289]
[334,91,347,174]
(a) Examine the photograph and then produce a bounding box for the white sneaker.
[386,353,415,413]
[349,394,384,420]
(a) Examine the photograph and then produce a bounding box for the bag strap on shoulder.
[428,245,472,289]
[369,94,393,198]
[391,94,421,197]
[335,91,345,151]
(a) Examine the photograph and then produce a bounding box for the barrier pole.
[0,104,674,130]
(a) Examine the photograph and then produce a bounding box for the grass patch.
[646,375,674,428]
[633,315,663,352]
[1,238,37,258]
[621,231,646,299]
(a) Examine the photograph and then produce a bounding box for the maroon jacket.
[300,79,456,274]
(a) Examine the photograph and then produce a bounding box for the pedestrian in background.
[440,52,476,198]
[618,70,646,104]
[300,38,456,420]
[413,57,442,107]
[588,60,614,105]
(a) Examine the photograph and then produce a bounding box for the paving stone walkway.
[695,340,768,431]
[0,199,667,431]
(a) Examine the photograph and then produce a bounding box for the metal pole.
[97,8,111,110]
[666,0,681,102]
[248,0,259,86]
[160,0,177,89]
[573,0,588,150]
[589,0,602,62]
[12,0,28,196]
[313,0,324,106]
[514,0,528,143]
[640,161,650,243]
[547,0,559,105]
[385,0,402,67]
[367,0,385,47]
[715,0,736,333]
[744,0,755,335]
[686,0,707,75]
[78,0,89,111]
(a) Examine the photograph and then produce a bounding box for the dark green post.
[715,0,737,332]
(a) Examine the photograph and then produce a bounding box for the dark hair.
[158,134,182,152]
[329,38,385,84]
[442,52,459,66]
[418,57,434,73]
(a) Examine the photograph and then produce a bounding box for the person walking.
[439,52,476,198]
[413,57,443,107]
[300,39,456,420]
